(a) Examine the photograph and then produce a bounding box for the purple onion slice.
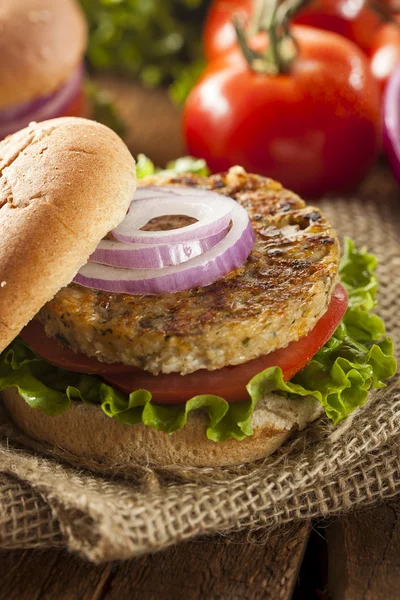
[0,64,84,139]
[112,186,234,244]
[90,227,228,269]
[383,63,400,184]
[75,203,255,295]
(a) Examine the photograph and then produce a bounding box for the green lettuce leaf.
[0,238,396,442]
[287,239,397,424]
[135,153,209,179]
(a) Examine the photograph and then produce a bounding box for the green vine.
[234,0,313,74]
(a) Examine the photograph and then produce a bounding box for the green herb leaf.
[80,0,208,91]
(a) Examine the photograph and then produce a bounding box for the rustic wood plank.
[103,524,310,600]
[95,76,184,167]
[0,549,60,600]
[33,555,112,600]
[0,548,112,600]
[293,526,329,599]
[0,523,310,600]
[327,496,400,600]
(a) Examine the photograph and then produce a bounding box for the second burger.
[0,0,87,139]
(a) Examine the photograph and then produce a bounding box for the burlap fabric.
[0,166,399,562]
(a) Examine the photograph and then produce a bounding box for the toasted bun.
[0,117,136,353]
[2,388,323,467]
[0,0,87,108]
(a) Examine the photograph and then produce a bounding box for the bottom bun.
[2,388,323,467]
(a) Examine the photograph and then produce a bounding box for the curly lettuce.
[136,153,209,178]
[0,238,396,441]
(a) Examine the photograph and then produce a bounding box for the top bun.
[0,0,87,109]
[0,117,136,353]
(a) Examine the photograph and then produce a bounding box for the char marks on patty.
[38,167,340,374]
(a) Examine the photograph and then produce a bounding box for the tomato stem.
[369,0,396,24]
[264,0,284,73]
[233,0,312,75]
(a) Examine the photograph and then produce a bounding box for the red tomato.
[20,320,131,375]
[20,284,348,405]
[63,89,86,118]
[204,0,383,62]
[369,16,400,93]
[204,0,252,62]
[184,26,381,197]
[294,0,382,52]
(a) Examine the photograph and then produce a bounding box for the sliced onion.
[0,64,84,139]
[90,227,228,269]
[383,63,400,184]
[74,203,255,295]
[112,186,234,244]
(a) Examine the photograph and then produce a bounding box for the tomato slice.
[20,321,133,375]
[20,284,348,404]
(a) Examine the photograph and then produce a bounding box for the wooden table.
[1,496,400,599]
[1,80,399,600]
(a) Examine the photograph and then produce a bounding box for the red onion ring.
[74,203,255,295]
[112,186,234,244]
[0,64,84,139]
[90,227,228,269]
[383,64,400,184]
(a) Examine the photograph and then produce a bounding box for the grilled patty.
[38,167,340,375]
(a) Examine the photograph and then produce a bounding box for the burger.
[0,0,87,140]
[0,118,396,468]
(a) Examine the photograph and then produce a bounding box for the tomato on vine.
[204,0,384,61]
[294,0,383,52]
[185,1,381,197]
[369,16,400,92]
